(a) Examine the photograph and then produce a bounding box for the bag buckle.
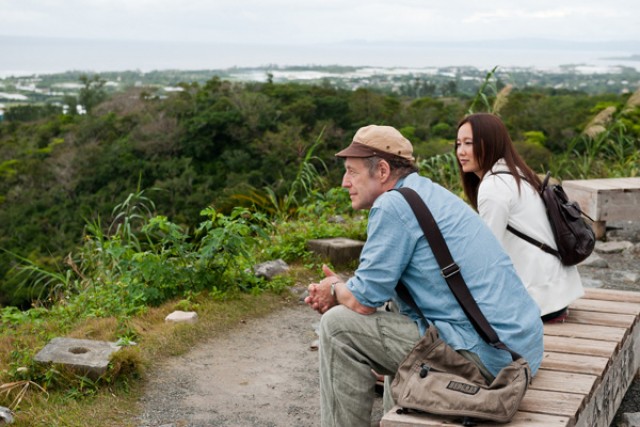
[441,263,460,279]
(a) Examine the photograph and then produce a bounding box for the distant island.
[602,54,640,62]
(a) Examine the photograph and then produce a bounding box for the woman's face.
[456,122,482,177]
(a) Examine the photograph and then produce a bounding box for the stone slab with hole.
[34,337,121,379]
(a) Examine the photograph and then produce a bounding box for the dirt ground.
[135,291,382,427]
[136,221,640,427]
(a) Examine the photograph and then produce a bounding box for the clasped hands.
[305,264,340,314]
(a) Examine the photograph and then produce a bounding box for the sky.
[1,0,639,45]
[1,0,639,73]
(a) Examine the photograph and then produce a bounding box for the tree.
[78,74,108,113]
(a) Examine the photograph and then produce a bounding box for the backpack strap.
[394,187,522,361]
[489,171,562,260]
[505,225,561,259]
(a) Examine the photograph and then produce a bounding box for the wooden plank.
[530,369,596,395]
[544,335,618,358]
[583,288,640,304]
[543,322,626,342]
[540,352,609,376]
[520,389,585,418]
[566,309,636,329]
[381,406,570,427]
[574,319,640,427]
[569,298,640,316]
[563,178,640,191]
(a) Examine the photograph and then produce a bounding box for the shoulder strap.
[490,170,528,182]
[506,225,561,259]
[489,171,562,260]
[394,187,521,361]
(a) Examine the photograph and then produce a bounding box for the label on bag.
[446,381,480,395]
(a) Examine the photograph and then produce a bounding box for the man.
[305,125,544,427]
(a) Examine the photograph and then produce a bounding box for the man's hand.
[305,265,377,315]
[305,265,340,314]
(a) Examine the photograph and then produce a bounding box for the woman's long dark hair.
[455,113,542,209]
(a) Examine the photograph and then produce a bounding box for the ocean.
[1,36,639,77]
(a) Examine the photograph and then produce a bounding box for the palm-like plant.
[230,128,328,220]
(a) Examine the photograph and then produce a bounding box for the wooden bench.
[562,177,640,239]
[380,288,640,427]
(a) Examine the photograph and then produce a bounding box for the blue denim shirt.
[346,173,543,376]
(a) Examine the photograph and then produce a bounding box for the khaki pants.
[318,304,495,426]
[318,305,420,427]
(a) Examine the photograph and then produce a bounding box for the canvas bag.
[494,171,596,266]
[389,187,532,424]
[391,323,530,423]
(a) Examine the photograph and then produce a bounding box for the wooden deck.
[562,177,640,239]
[380,288,640,427]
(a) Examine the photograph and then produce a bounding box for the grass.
[2,272,313,427]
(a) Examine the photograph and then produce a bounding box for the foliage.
[417,152,463,196]
[1,74,639,309]
[550,94,640,179]
[77,74,108,114]
[467,66,501,114]
[228,127,329,220]
[263,187,367,264]
[3,105,63,122]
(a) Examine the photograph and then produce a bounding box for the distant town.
[1,63,640,118]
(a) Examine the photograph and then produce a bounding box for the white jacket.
[477,159,584,315]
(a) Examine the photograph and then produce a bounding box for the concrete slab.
[307,237,364,266]
[34,337,121,379]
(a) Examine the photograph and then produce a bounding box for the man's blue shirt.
[346,172,544,376]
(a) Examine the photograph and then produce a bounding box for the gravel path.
[136,220,640,427]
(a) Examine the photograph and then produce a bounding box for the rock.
[596,241,634,254]
[327,215,346,224]
[621,272,640,285]
[621,412,640,427]
[0,406,13,424]
[608,221,640,243]
[580,253,609,268]
[581,278,604,288]
[253,259,289,280]
[165,311,198,323]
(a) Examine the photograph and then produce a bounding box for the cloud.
[0,0,637,45]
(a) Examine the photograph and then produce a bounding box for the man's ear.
[378,159,391,183]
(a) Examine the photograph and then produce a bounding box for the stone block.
[307,237,364,266]
[34,337,121,379]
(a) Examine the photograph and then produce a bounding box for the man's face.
[341,157,384,210]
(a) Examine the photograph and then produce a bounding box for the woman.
[455,113,583,322]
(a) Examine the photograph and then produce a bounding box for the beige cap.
[336,125,415,162]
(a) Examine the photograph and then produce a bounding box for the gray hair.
[364,156,418,179]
